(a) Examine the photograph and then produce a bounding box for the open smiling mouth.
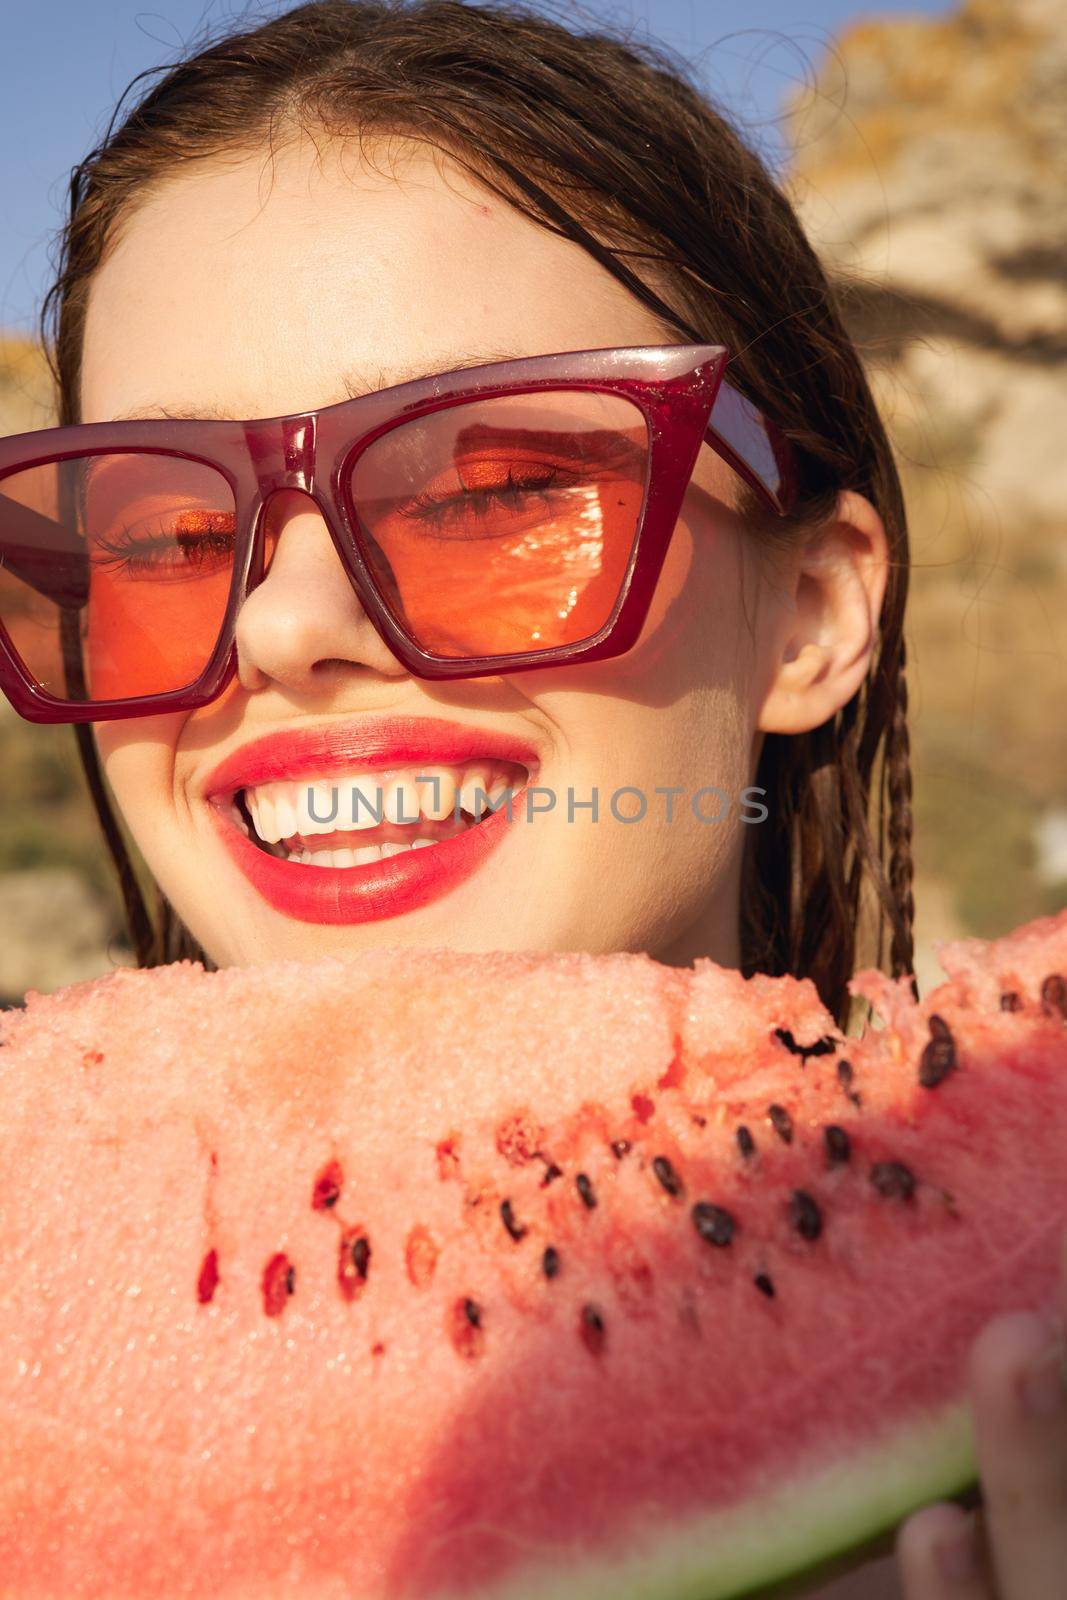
[202,712,542,925]
[207,755,533,925]
[229,760,530,866]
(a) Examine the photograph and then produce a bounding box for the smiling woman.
[12,0,916,1012]
[2,0,1065,1589]
[0,1,943,1591]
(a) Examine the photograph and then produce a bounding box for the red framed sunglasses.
[0,343,798,724]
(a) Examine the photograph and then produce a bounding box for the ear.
[756,490,890,736]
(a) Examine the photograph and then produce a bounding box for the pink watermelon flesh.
[0,910,1065,1600]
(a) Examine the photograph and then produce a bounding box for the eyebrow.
[107,348,531,422]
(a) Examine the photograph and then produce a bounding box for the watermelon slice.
[0,908,1065,1600]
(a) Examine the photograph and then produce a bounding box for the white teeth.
[249,789,278,844]
[274,791,298,842]
[348,779,388,828]
[416,766,460,822]
[458,764,497,820]
[240,760,525,849]
[383,777,422,826]
[277,835,447,867]
[296,782,340,835]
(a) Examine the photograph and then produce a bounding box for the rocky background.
[1,0,1065,1000]
[781,0,1067,987]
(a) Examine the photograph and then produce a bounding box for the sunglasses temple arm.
[0,490,90,608]
[705,378,800,518]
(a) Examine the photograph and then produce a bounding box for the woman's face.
[82,130,884,970]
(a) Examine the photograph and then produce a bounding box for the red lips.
[203,715,538,925]
[202,715,539,799]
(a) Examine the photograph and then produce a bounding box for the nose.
[235,487,407,694]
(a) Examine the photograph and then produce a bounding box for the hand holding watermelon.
[814,1242,1067,1600]
[892,1249,1067,1600]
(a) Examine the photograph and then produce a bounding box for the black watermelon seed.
[754,1273,776,1299]
[736,1125,756,1160]
[652,1155,684,1198]
[824,1125,851,1166]
[610,1140,631,1159]
[542,1245,561,1280]
[919,1028,956,1089]
[806,1035,838,1058]
[337,1230,372,1302]
[580,1303,606,1355]
[836,1059,861,1105]
[999,991,1023,1012]
[775,1027,837,1061]
[541,1163,563,1187]
[500,1199,528,1243]
[871,1161,916,1201]
[691,1201,736,1248]
[285,1265,296,1295]
[928,1013,953,1041]
[768,1104,794,1144]
[1041,974,1067,1020]
[463,1296,482,1328]
[576,1173,597,1209]
[790,1190,822,1241]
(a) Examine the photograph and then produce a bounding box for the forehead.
[80,133,671,426]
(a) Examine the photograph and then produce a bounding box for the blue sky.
[1,0,951,336]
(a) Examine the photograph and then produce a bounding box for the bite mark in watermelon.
[0,909,1065,1599]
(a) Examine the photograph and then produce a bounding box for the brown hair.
[37,0,914,1023]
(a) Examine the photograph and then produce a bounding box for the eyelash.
[91,514,236,576]
[393,465,573,538]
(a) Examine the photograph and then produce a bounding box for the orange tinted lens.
[0,453,236,703]
[348,393,649,658]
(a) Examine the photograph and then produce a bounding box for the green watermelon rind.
[741,1467,981,1600]
[420,1404,975,1600]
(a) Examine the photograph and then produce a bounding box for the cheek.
[512,512,755,799]
[651,504,751,656]
[94,715,186,847]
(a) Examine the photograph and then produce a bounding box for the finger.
[896,1502,994,1600]
[968,1287,1067,1600]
